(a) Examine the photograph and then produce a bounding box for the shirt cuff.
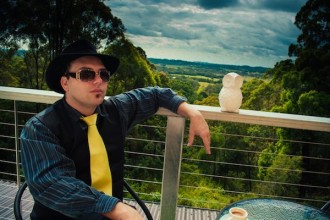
[94,194,120,214]
[169,94,187,113]
[158,87,187,113]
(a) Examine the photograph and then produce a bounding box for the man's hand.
[177,102,211,154]
[103,202,144,220]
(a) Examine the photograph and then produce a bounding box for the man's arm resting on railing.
[177,102,211,154]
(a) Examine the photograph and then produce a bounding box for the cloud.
[197,0,239,9]
[195,0,307,12]
[107,0,307,67]
[256,0,307,12]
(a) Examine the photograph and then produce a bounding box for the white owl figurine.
[219,72,243,113]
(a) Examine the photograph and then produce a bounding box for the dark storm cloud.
[195,0,307,12]
[110,1,200,40]
[196,0,239,9]
[258,0,307,12]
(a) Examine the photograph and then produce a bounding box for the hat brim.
[46,53,120,94]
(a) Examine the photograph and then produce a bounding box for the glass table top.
[217,198,330,220]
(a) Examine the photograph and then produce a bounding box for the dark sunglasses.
[66,69,111,82]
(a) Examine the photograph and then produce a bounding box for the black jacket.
[32,99,125,219]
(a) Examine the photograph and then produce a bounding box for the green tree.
[297,90,330,117]
[0,48,23,87]
[168,76,199,102]
[258,154,302,197]
[240,0,330,203]
[104,38,162,94]
[194,95,219,106]
[289,0,330,56]
[288,0,330,95]
[0,0,125,90]
[264,1,330,199]
[242,78,281,111]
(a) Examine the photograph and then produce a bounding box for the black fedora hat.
[46,39,120,94]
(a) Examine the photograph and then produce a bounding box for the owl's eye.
[224,78,233,86]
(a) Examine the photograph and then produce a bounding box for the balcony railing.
[1,86,330,220]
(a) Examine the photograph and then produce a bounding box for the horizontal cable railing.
[122,124,330,210]
[0,86,330,219]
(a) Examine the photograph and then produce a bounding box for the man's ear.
[60,76,69,92]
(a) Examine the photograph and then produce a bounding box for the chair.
[321,200,330,217]
[14,181,153,220]
[321,200,330,214]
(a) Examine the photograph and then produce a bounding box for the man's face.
[61,56,109,115]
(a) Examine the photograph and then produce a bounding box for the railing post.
[159,116,185,220]
[14,100,20,186]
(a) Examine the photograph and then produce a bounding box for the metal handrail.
[0,86,329,131]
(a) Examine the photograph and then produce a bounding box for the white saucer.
[219,214,231,220]
[219,214,249,220]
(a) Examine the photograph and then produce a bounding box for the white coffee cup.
[229,207,248,220]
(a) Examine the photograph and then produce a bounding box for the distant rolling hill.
[148,58,270,79]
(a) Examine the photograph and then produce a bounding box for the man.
[20,39,211,219]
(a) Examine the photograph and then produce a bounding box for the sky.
[106,0,308,68]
